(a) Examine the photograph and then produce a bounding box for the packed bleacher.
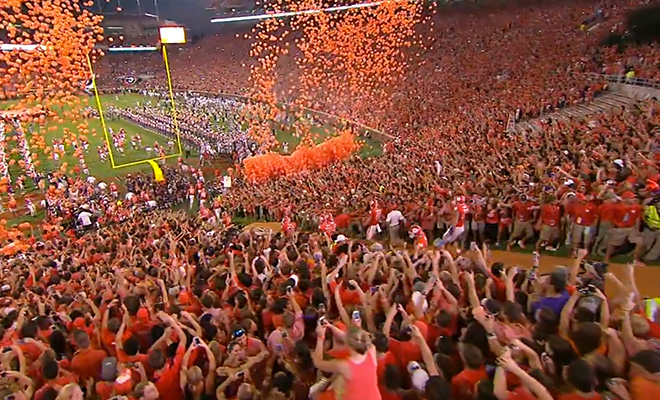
[4,1,660,400]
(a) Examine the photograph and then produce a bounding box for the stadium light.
[210,1,386,23]
[107,46,159,52]
[0,44,46,51]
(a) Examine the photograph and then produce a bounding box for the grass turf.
[2,94,183,185]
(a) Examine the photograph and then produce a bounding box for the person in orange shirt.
[605,191,644,262]
[493,348,553,400]
[383,304,428,369]
[33,358,79,400]
[507,195,538,250]
[628,349,660,400]
[373,333,399,400]
[149,312,187,400]
[594,194,617,256]
[69,330,107,383]
[451,343,487,400]
[535,194,562,252]
[570,194,598,255]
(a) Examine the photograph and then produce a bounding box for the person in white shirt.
[386,207,405,243]
[78,209,93,230]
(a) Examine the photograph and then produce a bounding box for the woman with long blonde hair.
[312,325,381,400]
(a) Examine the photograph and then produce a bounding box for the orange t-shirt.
[512,201,535,222]
[540,204,561,227]
[70,347,107,382]
[329,281,361,306]
[388,339,421,369]
[573,202,598,226]
[451,366,487,400]
[631,376,660,400]
[18,341,43,363]
[95,381,115,400]
[154,346,185,400]
[377,351,399,399]
[612,203,643,228]
[598,202,616,223]
[326,347,351,360]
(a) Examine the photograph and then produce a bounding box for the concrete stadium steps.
[512,92,636,134]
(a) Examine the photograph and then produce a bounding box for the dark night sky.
[93,0,256,37]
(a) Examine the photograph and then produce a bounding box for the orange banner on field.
[243,131,361,182]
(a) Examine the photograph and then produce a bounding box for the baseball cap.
[101,357,118,381]
[231,328,246,340]
[290,274,299,288]
[408,361,430,390]
[335,235,347,243]
[481,298,501,316]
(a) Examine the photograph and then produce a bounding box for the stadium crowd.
[2,0,660,400]
[1,195,660,400]
[102,92,257,162]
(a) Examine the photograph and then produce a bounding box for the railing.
[582,72,660,90]
[99,87,394,142]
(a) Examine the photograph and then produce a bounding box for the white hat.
[334,234,347,243]
[407,361,429,391]
[614,159,625,168]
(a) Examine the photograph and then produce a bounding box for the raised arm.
[498,350,553,400]
[383,303,398,337]
[570,249,588,286]
[312,324,347,375]
[334,284,351,326]
[559,291,580,337]
[464,272,480,310]
[410,325,441,377]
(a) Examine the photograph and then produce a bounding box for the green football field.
[0,92,383,191]
[1,94,185,185]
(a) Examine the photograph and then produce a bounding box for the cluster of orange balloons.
[243,0,433,147]
[0,0,103,174]
[295,0,423,111]
[243,130,360,182]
